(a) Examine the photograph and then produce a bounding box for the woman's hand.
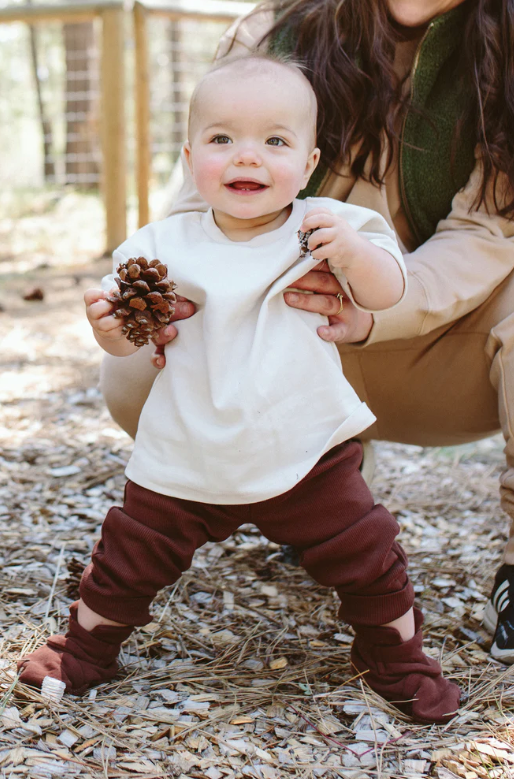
[284,261,373,343]
[150,295,195,369]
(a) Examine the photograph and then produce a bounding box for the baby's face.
[185,66,319,227]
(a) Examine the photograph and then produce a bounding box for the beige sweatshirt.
[169,7,514,345]
[107,198,405,503]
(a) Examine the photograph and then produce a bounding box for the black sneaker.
[484,563,514,663]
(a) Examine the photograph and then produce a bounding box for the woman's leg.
[340,270,514,659]
[339,269,514,553]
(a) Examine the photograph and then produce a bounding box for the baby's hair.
[203,50,314,85]
[188,52,318,144]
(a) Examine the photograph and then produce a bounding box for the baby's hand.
[84,288,138,356]
[85,288,124,340]
[300,208,370,270]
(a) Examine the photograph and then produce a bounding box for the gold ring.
[336,292,344,315]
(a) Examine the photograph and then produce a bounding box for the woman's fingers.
[317,320,350,342]
[284,290,345,317]
[288,268,343,295]
[319,309,374,343]
[149,297,195,370]
[168,299,196,322]
[151,343,166,370]
[150,324,180,370]
[151,323,178,346]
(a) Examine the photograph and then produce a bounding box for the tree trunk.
[28,24,55,181]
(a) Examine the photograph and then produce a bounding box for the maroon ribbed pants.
[80,441,414,627]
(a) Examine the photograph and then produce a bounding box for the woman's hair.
[231,0,514,217]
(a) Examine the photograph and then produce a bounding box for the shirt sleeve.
[320,200,407,313]
[367,159,514,343]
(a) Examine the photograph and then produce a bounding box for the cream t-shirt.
[104,197,406,503]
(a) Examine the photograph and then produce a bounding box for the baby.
[18,54,459,724]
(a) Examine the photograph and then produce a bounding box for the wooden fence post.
[100,6,126,253]
[134,1,150,228]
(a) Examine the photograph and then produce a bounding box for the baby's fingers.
[86,297,115,324]
[307,227,335,252]
[91,311,124,335]
[301,209,336,233]
[84,287,111,308]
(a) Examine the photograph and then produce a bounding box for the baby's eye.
[266,137,286,147]
[211,135,231,144]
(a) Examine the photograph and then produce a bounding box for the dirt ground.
[0,192,513,778]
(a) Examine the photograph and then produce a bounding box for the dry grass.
[0,194,513,778]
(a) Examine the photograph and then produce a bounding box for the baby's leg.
[254,441,460,724]
[17,602,132,696]
[18,483,241,695]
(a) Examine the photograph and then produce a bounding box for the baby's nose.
[234,144,262,165]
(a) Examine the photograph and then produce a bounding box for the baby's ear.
[183,141,193,174]
[303,147,321,187]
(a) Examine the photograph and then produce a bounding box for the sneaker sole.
[490,642,514,663]
[483,600,498,635]
[483,600,514,663]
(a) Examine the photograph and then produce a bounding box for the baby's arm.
[84,288,139,357]
[301,208,404,311]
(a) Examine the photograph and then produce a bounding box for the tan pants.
[101,270,514,563]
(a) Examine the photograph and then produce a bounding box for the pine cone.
[107,257,177,347]
[298,228,317,257]
[65,557,86,600]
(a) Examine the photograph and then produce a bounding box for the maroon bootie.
[351,608,460,724]
[17,602,133,696]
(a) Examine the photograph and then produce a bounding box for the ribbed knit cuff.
[79,564,153,627]
[338,578,415,627]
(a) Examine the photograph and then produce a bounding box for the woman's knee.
[100,347,159,438]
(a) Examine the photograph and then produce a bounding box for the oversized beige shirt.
[106,198,405,503]
[168,7,514,344]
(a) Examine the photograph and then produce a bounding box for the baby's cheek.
[194,158,226,195]
[274,160,310,196]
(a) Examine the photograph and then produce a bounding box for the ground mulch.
[0,205,513,778]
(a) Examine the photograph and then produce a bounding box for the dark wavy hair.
[229,0,514,217]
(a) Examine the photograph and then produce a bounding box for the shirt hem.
[125,404,376,505]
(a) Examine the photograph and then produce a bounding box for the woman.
[101,0,514,660]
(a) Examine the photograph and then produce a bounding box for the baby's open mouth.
[226,180,268,192]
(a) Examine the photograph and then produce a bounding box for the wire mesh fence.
[0,1,253,251]
[147,16,227,190]
[0,18,101,190]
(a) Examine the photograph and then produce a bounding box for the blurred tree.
[28,24,55,181]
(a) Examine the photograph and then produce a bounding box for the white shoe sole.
[484,600,514,663]
[490,641,514,663]
[483,600,498,635]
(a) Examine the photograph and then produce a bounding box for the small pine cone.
[65,557,86,600]
[108,257,177,346]
[298,228,316,257]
